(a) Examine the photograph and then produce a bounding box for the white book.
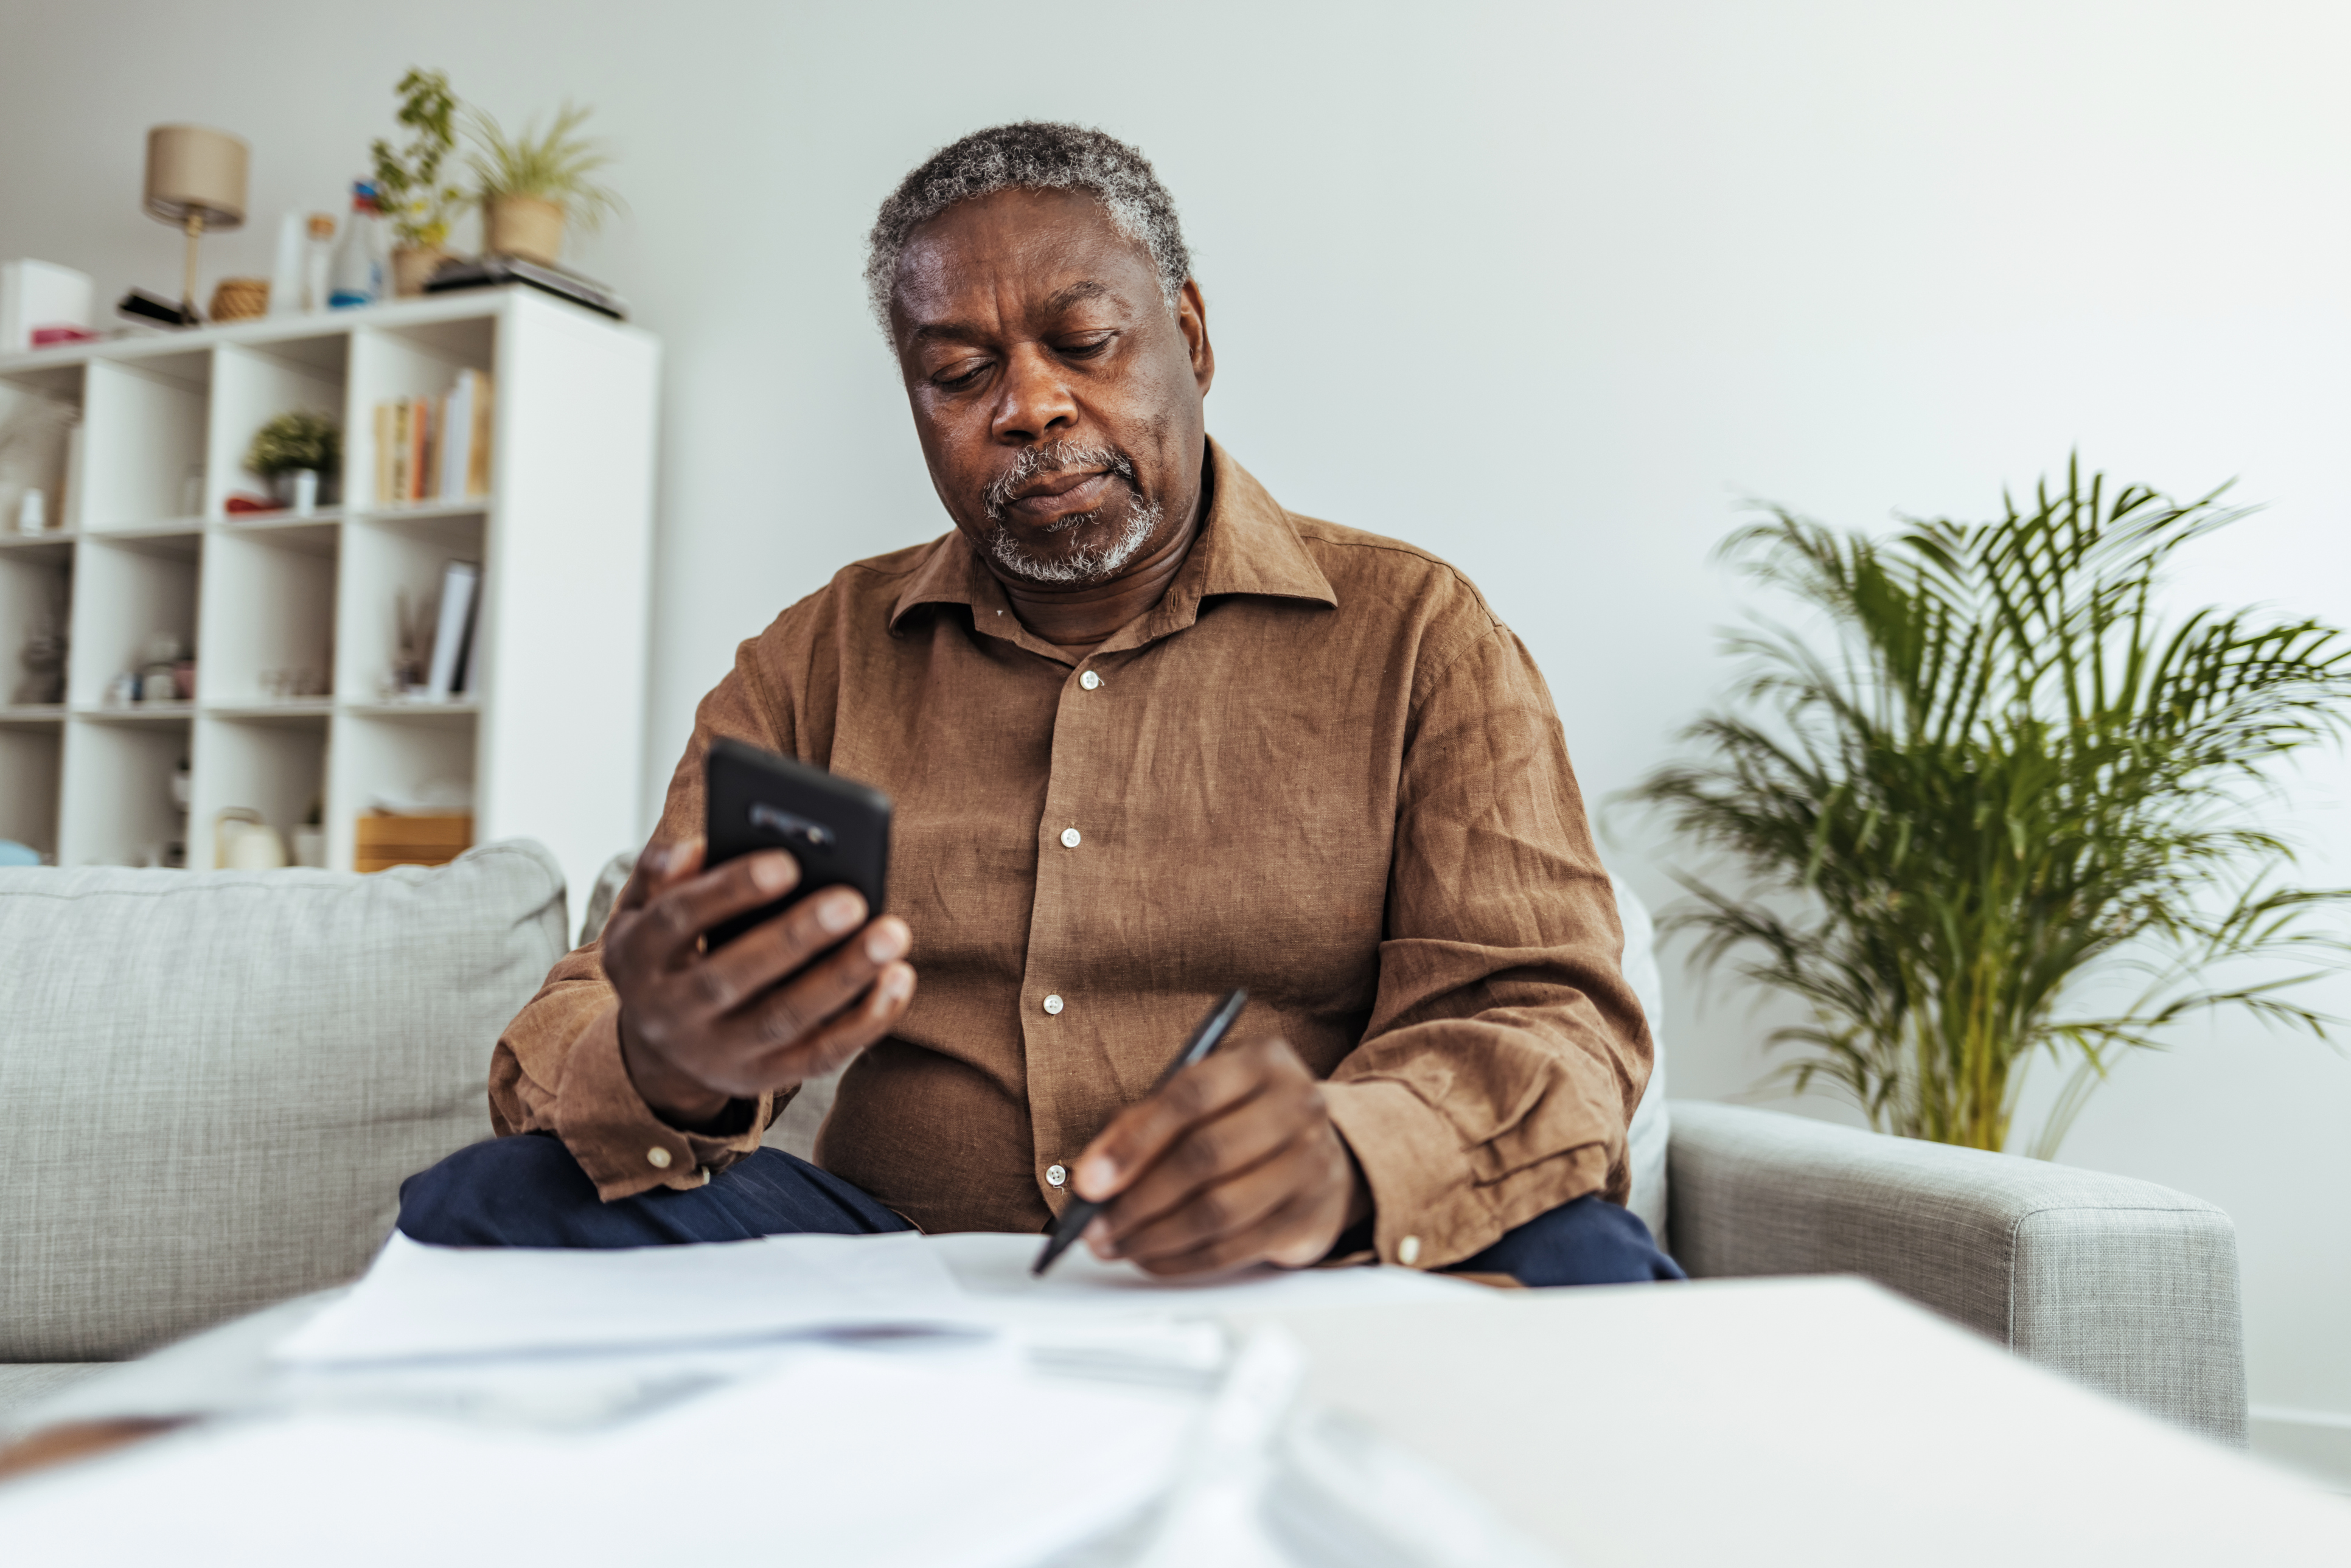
[425,560,479,700]
[439,370,476,501]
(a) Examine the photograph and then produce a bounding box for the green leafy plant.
[371,68,465,249]
[246,411,340,478]
[464,101,621,229]
[1628,459,2351,1156]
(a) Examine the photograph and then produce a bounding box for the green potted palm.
[1629,460,2351,1156]
[465,101,620,267]
[371,68,467,296]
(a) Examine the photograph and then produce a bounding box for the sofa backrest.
[0,841,567,1362]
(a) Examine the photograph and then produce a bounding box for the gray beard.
[980,441,1163,586]
[983,493,1163,585]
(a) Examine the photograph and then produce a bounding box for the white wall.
[4,0,2347,1459]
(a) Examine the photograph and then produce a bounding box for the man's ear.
[1177,278,1215,397]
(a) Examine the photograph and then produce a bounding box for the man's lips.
[1005,469,1115,521]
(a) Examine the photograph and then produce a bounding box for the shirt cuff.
[1323,1077,1606,1273]
[551,1004,771,1202]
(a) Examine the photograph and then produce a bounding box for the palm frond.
[1622,458,2351,1154]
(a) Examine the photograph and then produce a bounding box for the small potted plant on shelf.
[465,101,619,267]
[246,412,342,515]
[372,68,467,296]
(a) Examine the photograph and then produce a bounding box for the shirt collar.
[886,437,1337,648]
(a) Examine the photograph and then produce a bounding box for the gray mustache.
[983,442,1138,521]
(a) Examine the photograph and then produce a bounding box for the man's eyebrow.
[1045,280,1111,312]
[907,282,1118,346]
[909,321,983,345]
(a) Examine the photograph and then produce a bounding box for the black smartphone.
[703,737,891,949]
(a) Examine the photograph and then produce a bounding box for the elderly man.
[399,122,1679,1286]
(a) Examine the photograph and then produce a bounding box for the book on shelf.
[389,557,482,702]
[372,369,492,506]
[425,560,480,700]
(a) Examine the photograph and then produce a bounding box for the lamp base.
[181,212,205,326]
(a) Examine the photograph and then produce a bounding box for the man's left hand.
[1072,1036,1373,1275]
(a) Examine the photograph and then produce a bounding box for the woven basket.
[207,277,270,322]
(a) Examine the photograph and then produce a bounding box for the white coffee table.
[1242,1275,2351,1564]
[4,1269,2343,1564]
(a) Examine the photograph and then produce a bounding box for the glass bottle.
[327,183,388,308]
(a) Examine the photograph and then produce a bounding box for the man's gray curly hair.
[865,122,1191,333]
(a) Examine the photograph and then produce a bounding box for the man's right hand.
[604,836,915,1129]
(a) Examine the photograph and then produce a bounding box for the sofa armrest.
[1667,1101,2246,1444]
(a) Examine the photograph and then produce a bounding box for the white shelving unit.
[0,288,659,919]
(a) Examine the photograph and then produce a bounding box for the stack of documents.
[0,1232,1555,1567]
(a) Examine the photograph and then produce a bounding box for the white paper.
[0,1347,1199,1568]
[929,1230,1486,1317]
[275,1230,973,1366]
[275,1228,1486,1375]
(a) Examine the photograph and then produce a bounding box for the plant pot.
[484,195,564,265]
[271,469,316,514]
[391,246,450,298]
[268,469,338,512]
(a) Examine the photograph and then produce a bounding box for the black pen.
[1032,988,1250,1277]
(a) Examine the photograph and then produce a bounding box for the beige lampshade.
[144,125,248,231]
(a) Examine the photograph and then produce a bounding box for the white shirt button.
[646,1146,673,1170]
[1059,827,1082,848]
[1399,1235,1423,1267]
[1079,670,1101,691]
[1043,993,1065,1016]
[1045,1163,1068,1188]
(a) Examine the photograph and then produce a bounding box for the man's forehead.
[893,190,1156,322]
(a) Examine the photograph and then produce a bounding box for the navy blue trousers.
[398,1132,1684,1286]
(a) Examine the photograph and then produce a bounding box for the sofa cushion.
[1611,876,1670,1247]
[0,841,566,1362]
[0,1365,106,1437]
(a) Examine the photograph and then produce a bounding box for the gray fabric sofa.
[0,845,2246,1448]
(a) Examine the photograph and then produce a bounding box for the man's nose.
[990,343,1079,445]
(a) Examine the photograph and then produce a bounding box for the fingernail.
[882,967,911,1002]
[752,854,794,893]
[1085,1218,1115,1256]
[1078,1155,1115,1193]
[820,893,863,933]
[865,922,905,963]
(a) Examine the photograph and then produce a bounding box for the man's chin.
[984,501,1162,587]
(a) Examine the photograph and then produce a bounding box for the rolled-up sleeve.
[1320,623,1649,1270]
[486,629,798,1202]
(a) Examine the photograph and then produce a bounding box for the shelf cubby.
[206,337,347,515]
[335,510,481,703]
[65,533,200,706]
[326,708,476,873]
[0,290,656,915]
[189,713,327,868]
[0,537,71,708]
[0,717,62,857]
[199,522,336,706]
[0,372,80,535]
[348,319,493,513]
[58,714,190,867]
[81,354,208,529]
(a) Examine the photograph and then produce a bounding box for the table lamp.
[143,125,248,324]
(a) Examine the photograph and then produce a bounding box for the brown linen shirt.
[491,441,1650,1270]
